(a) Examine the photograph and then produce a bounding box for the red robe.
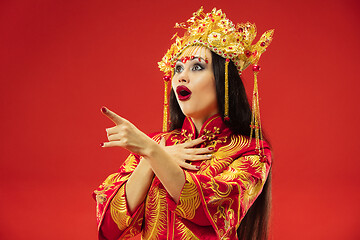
[93,114,271,239]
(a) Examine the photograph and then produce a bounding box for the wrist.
[143,139,161,158]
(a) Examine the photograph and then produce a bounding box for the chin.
[178,102,218,120]
[179,108,195,118]
[178,106,195,117]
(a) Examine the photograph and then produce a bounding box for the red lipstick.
[176,85,192,101]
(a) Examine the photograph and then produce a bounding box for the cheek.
[196,77,216,100]
[171,76,180,88]
[171,80,177,94]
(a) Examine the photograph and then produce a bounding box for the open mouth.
[176,85,192,101]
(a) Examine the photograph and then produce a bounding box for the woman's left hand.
[159,137,213,170]
[101,106,154,157]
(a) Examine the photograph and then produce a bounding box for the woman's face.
[172,47,218,121]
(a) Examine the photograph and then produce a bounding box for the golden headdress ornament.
[158,7,274,74]
[159,7,274,160]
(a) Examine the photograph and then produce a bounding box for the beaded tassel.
[224,59,230,121]
[162,75,171,132]
[249,66,265,159]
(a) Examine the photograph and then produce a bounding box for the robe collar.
[181,114,232,140]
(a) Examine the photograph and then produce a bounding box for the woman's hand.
[101,106,155,157]
[159,137,214,171]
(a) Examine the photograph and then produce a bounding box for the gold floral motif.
[203,127,220,140]
[202,126,228,150]
[207,135,227,149]
[166,130,184,145]
[181,129,194,142]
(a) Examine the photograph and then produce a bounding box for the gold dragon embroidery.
[175,171,201,220]
[175,218,200,240]
[199,135,249,177]
[110,185,133,231]
[142,182,168,240]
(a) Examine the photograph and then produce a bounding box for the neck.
[191,117,206,135]
[191,112,218,135]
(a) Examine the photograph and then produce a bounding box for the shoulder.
[220,134,272,164]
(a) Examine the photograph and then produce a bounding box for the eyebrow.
[176,56,207,63]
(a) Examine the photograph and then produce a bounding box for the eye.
[174,64,183,74]
[192,63,204,71]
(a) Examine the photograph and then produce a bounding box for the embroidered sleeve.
[93,154,145,240]
[99,184,145,240]
[168,150,271,239]
[172,171,202,219]
[111,184,144,230]
[203,153,270,238]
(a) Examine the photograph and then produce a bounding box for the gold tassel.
[162,75,171,132]
[249,65,265,159]
[224,59,230,121]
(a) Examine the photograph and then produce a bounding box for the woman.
[94,7,274,240]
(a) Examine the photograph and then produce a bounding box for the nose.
[177,69,189,83]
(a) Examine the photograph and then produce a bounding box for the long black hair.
[169,50,271,240]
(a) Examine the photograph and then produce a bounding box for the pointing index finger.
[101,106,124,125]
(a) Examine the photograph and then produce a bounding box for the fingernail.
[101,107,107,113]
[196,166,200,170]
[100,143,104,147]
[207,154,212,158]
[201,136,207,140]
[208,147,214,151]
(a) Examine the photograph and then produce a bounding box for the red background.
[1,0,359,239]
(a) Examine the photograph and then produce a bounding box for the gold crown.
[158,7,274,75]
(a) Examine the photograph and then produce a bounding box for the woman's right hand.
[159,137,214,171]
